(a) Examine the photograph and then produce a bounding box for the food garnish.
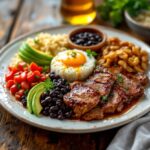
[101,95,108,103]
[86,49,98,58]
[117,74,123,83]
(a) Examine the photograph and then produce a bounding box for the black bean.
[50,106,59,113]
[41,98,50,106]
[56,100,62,106]
[42,110,49,116]
[52,97,58,102]
[57,93,63,99]
[58,115,64,120]
[49,113,57,118]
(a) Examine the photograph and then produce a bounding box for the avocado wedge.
[21,42,52,60]
[31,87,46,116]
[27,82,46,113]
[19,48,50,66]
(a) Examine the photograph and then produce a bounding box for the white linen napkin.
[107,113,150,150]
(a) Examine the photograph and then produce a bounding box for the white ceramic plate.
[0,25,150,133]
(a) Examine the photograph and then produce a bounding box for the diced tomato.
[34,70,41,80]
[17,89,25,97]
[27,71,35,83]
[30,62,39,71]
[10,84,19,94]
[5,71,14,81]
[23,67,29,72]
[20,72,27,81]
[11,66,19,74]
[6,80,14,89]
[37,66,43,72]
[14,75,22,83]
[40,74,47,81]
[21,81,30,90]
[18,61,27,71]
[15,93,21,100]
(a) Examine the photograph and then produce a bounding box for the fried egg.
[51,49,96,82]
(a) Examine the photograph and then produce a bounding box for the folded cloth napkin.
[107,113,150,150]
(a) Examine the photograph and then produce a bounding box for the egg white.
[51,49,96,82]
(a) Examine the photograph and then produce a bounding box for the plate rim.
[0,25,150,133]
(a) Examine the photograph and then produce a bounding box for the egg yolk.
[61,51,86,67]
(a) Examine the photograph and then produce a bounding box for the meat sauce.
[105,98,141,119]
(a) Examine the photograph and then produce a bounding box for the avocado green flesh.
[32,88,46,116]
[27,82,46,113]
[18,52,32,64]
[21,43,52,61]
[19,48,50,65]
[25,43,53,60]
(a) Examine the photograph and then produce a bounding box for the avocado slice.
[21,43,53,61]
[31,87,46,116]
[19,48,50,66]
[27,82,46,113]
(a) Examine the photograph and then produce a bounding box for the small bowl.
[68,27,107,51]
[124,10,150,40]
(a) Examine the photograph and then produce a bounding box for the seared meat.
[82,86,127,121]
[82,73,145,121]
[63,82,100,118]
[85,72,115,96]
[82,107,104,121]
[126,73,149,86]
[101,86,128,113]
[116,74,144,99]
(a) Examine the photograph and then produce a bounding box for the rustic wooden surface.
[0,0,146,150]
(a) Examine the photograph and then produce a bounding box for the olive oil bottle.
[60,0,96,25]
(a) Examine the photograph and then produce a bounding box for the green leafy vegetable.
[117,74,123,83]
[86,49,98,58]
[97,0,150,27]
[101,95,108,103]
[44,78,54,91]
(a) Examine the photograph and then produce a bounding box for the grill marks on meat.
[63,67,147,120]
[85,72,115,96]
[116,74,144,99]
[63,83,100,118]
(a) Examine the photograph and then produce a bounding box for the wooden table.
[0,0,146,150]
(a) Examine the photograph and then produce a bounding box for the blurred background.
[1,0,150,48]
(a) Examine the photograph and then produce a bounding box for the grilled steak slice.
[116,74,144,99]
[126,73,149,86]
[82,74,145,121]
[102,86,128,113]
[82,86,127,121]
[63,82,100,118]
[82,107,104,121]
[85,72,115,96]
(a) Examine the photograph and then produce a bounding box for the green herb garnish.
[71,51,77,58]
[16,83,21,89]
[44,78,54,91]
[24,89,29,95]
[35,75,40,79]
[86,49,98,58]
[101,95,108,103]
[117,74,123,83]
[97,0,150,27]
